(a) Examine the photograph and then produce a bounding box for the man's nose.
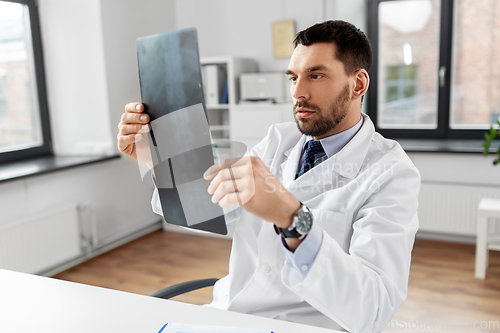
[291,77,310,100]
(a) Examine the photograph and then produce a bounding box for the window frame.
[0,0,52,165]
[367,0,487,140]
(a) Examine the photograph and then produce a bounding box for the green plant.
[483,119,500,165]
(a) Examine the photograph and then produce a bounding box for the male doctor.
[118,20,420,333]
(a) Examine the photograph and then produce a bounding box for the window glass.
[450,0,500,129]
[0,85,7,117]
[377,0,441,129]
[0,1,43,153]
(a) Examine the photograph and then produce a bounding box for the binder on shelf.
[221,80,229,104]
[203,64,226,106]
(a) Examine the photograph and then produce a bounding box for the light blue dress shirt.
[284,116,364,277]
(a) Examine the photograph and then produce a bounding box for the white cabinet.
[200,57,258,159]
[231,103,294,151]
[200,57,295,155]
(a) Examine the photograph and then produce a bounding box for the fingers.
[206,156,255,208]
[208,161,256,206]
[117,103,150,161]
[120,111,150,125]
[207,164,251,194]
[138,124,151,133]
[117,134,137,151]
[118,103,150,137]
[124,102,144,113]
[117,131,148,149]
[204,156,251,180]
[210,180,238,204]
[211,178,254,207]
[118,124,151,136]
[218,192,244,208]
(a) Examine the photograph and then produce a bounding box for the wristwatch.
[274,203,313,240]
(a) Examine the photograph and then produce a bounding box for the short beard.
[294,84,350,138]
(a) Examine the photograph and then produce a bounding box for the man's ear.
[352,69,370,100]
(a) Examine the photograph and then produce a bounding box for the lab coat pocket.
[310,209,347,249]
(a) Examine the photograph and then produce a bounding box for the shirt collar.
[303,115,364,158]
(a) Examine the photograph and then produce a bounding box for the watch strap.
[273,224,301,238]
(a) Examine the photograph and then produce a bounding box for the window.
[0,0,51,164]
[0,85,7,117]
[383,65,419,126]
[368,0,500,139]
[449,0,500,130]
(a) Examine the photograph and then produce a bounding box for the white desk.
[0,269,339,333]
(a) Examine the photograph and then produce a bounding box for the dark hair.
[294,20,373,75]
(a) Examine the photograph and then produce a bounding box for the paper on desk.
[158,322,273,333]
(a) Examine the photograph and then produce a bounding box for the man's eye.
[311,74,323,80]
[288,76,297,82]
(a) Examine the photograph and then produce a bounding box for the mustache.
[293,100,320,112]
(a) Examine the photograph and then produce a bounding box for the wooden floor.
[55,230,232,305]
[390,240,500,332]
[55,231,500,332]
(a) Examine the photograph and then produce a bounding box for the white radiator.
[0,204,82,274]
[419,183,500,236]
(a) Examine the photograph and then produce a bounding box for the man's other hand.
[204,156,301,229]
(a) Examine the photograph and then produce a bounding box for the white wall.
[39,0,176,155]
[40,0,113,155]
[408,152,500,187]
[175,0,367,116]
[99,0,177,145]
[0,0,177,259]
[0,160,158,246]
[175,0,344,71]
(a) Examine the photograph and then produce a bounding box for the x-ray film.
[136,28,227,235]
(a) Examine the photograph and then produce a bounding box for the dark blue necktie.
[296,140,325,179]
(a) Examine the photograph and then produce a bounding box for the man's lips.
[295,107,315,118]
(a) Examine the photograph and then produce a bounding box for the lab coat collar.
[280,113,375,189]
[281,135,306,187]
[333,112,374,179]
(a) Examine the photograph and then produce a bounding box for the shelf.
[0,154,120,184]
[209,125,230,131]
[199,57,258,144]
[212,138,231,149]
[206,104,230,110]
[212,138,231,143]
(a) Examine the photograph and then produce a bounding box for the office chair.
[150,278,219,299]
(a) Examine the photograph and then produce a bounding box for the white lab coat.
[152,113,420,333]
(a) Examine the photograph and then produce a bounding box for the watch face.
[295,209,313,233]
